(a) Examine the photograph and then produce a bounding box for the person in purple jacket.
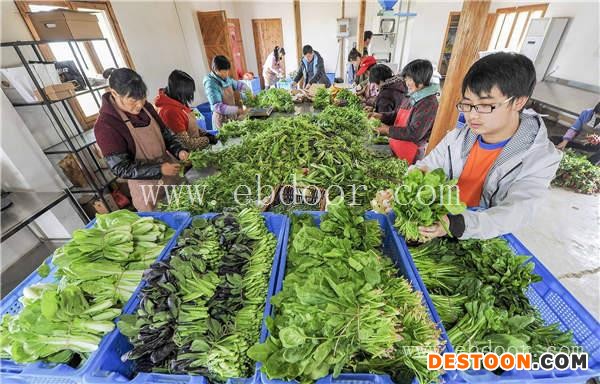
[556,102,600,150]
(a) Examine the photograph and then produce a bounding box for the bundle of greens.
[0,210,174,365]
[552,149,600,194]
[312,87,331,110]
[333,88,361,109]
[119,209,277,382]
[218,118,274,143]
[245,88,294,113]
[248,199,442,383]
[409,238,575,359]
[390,168,466,243]
[0,284,116,364]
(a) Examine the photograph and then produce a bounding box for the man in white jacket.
[417,52,562,240]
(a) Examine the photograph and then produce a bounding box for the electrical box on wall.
[520,17,570,82]
[337,18,351,38]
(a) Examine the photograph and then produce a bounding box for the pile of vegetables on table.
[118,208,277,382]
[248,198,442,383]
[552,149,600,194]
[244,88,294,113]
[0,210,174,365]
[169,105,407,214]
[409,238,575,360]
[312,87,361,110]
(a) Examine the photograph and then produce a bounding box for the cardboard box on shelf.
[29,10,102,41]
[33,82,76,101]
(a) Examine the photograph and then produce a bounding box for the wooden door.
[197,11,238,79]
[227,18,247,79]
[438,12,461,77]
[252,18,284,88]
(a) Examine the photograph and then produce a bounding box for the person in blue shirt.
[202,55,249,129]
[292,45,331,89]
[346,48,361,85]
[556,102,600,150]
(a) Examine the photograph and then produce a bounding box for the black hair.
[461,52,536,101]
[103,67,147,100]
[369,64,393,84]
[303,45,313,55]
[364,30,373,42]
[166,70,195,106]
[401,59,433,87]
[348,48,362,62]
[594,102,600,114]
[273,46,286,62]
[212,55,231,72]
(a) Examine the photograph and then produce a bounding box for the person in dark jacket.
[95,68,188,211]
[292,45,331,88]
[369,64,407,113]
[155,70,214,151]
[371,59,439,163]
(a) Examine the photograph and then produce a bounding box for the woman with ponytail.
[262,46,286,88]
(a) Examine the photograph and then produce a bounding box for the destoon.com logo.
[427,352,589,371]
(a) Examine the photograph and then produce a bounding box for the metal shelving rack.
[1,38,122,222]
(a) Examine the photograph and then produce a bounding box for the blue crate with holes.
[82,213,290,384]
[392,221,600,383]
[0,211,191,384]
[326,72,335,85]
[258,211,453,384]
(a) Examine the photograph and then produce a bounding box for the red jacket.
[154,88,192,134]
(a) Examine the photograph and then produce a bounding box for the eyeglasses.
[456,97,513,114]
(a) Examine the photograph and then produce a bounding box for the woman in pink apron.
[203,55,249,129]
[370,59,440,164]
[94,68,189,211]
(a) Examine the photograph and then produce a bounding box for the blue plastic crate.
[83,213,290,384]
[393,222,600,383]
[326,72,335,85]
[195,102,213,131]
[259,211,451,384]
[0,211,191,384]
[276,80,292,90]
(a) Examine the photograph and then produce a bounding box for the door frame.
[197,10,238,79]
[227,18,248,76]
[252,18,284,88]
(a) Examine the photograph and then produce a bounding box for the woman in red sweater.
[155,70,214,150]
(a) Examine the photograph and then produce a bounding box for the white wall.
[405,0,463,70]
[233,1,297,77]
[110,1,200,103]
[536,0,599,86]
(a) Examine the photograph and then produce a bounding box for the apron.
[186,110,201,137]
[389,107,419,164]
[212,85,237,129]
[110,98,181,211]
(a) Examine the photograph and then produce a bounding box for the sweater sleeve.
[389,98,438,143]
[293,63,304,83]
[375,91,396,114]
[94,116,128,156]
[309,56,326,84]
[380,110,396,126]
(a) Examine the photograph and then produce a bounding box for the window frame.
[489,3,548,51]
[14,0,134,128]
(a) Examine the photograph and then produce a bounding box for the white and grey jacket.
[415,109,562,240]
